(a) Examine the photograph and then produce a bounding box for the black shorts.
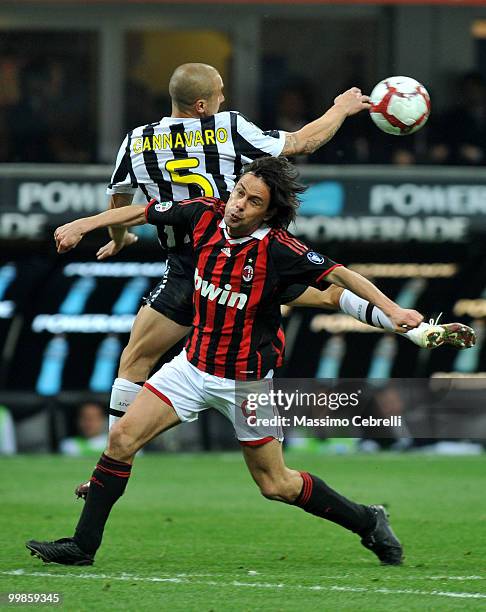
[143,256,194,327]
[279,284,307,304]
[144,255,309,327]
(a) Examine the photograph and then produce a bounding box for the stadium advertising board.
[1,166,486,242]
[296,167,486,243]
[0,168,109,240]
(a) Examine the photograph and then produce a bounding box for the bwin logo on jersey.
[307,251,325,265]
[194,268,248,309]
[154,201,172,212]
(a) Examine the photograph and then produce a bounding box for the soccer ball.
[369,76,431,136]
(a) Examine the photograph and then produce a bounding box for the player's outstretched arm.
[96,193,139,260]
[325,266,423,332]
[282,87,371,156]
[54,205,146,254]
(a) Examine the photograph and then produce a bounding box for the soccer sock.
[339,289,395,333]
[404,321,432,346]
[109,378,142,429]
[293,472,375,535]
[74,453,132,555]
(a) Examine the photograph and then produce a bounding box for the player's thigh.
[287,285,343,310]
[122,305,190,361]
[109,386,181,457]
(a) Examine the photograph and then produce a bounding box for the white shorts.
[144,350,284,445]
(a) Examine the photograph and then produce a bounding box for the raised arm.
[282,87,371,156]
[54,205,146,254]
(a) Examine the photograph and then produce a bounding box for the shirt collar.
[219,218,271,243]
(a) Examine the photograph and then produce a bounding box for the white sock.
[339,289,395,333]
[109,378,142,429]
[404,321,431,346]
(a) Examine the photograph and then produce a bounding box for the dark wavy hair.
[241,156,306,229]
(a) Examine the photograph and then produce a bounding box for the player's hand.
[388,307,424,333]
[96,232,138,260]
[334,87,371,117]
[54,220,88,253]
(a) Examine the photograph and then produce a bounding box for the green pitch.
[1,453,485,611]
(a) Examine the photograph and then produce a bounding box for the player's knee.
[258,476,295,503]
[259,484,282,501]
[257,467,302,503]
[107,421,137,461]
[118,345,153,381]
[119,344,142,372]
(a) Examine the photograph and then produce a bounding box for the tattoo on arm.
[283,130,340,156]
[282,133,299,156]
[302,127,341,154]
[301,137,324,154]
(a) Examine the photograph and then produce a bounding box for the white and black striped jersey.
[107,111,285,257]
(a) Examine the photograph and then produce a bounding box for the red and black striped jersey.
[145,197,342,380]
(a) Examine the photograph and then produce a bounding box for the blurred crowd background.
[3,4,486,167]
[1,1,486,454]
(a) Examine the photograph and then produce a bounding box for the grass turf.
[0,453,485,611]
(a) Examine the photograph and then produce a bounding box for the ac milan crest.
[243,265,254,282]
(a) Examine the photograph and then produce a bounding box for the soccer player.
[99,63,375,434]
[27,157,426,567]
[71,63,474,499]
[84,63,475,441]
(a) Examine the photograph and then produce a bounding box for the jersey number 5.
[165,158,214,197]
